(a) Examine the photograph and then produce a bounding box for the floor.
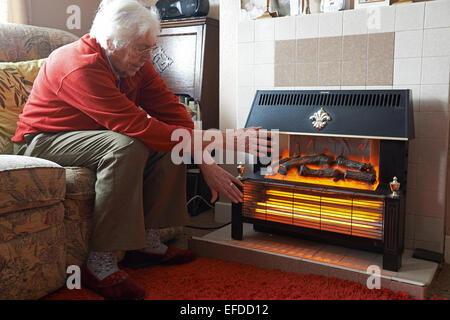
[170,209,450,300]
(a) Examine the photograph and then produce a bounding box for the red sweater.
[12,34,194,151]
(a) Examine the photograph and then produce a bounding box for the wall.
[220,0,450,258]
[29,0,101,37]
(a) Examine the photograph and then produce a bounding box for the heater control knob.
[237,163,245,180]
[389,176,400,198]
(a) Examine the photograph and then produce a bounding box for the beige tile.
[416,161,448,194]
[318,61,342,86]
[295,63,319,87]
[296,38,318,63]
[274,63,296,87]
[319,36,343,62]
[275,40,296,64]
[367,59,393,86]
[342,59,367,86]
[368,32,395,61]
[343,34,368,61]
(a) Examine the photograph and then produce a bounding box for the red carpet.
[43,257,416,300]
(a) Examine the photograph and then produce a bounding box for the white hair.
[90,0,160,51]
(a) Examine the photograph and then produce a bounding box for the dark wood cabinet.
[154,17,219,130]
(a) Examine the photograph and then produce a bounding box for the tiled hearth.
[226,0,450,257]
[189,223,439,299]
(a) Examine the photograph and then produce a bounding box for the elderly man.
[12,0,271,300]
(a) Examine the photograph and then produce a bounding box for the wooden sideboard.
[153,17,219,130]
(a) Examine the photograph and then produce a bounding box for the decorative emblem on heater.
[309,108,331,131]
[151,46,173,74]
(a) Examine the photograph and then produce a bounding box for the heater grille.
[257,92,402,108]
[243,181,384,240]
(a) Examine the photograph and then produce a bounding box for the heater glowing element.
[243,182,384,240]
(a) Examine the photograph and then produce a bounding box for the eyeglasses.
[132,44,158,58]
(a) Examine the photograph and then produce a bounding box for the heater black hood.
[245,89,414,141]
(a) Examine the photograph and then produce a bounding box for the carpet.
[43,257,416,300]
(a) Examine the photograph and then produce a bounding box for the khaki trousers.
[14,130,188,252]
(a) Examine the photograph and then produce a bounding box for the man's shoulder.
[46,36,109,80]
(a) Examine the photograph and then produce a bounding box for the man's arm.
[57,67,192,151]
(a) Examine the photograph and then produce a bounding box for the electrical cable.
[185,194,231,230]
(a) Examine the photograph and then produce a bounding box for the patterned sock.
[86,251,119,281]
[140,228,168,255]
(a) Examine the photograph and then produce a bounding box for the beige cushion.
[0,155,65,215]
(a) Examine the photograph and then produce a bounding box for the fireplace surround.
[231,89,413,271]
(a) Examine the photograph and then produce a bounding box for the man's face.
[108,32,156,78]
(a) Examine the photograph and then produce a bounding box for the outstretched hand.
[198,162,244,204]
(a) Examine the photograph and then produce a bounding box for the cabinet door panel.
[155,25,203,100]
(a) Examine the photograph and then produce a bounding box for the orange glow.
[243,183,384,240]
[265,143,380,191]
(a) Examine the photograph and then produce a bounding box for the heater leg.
[231,202,243,240]
[382,196,405,272]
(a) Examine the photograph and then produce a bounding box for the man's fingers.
[210,190,218,204]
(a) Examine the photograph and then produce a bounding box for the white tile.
[424,0,450,29]
[253,64,274,87]
[275,16,296,40]
[422,28,450,57]
[343,8,368,35]
[367,6,396,34]
[319,11,343,37]
[421,56,450,85]
[238,42,254,65]
[394,30,423,59]
[237,65,254,87]
[393,58,422,85]
[414,216,444,244]
[296,13,319,39]
[419,85,450,113]
[395,2,425,32]
[238,20,255,43]
[416,111,449,139]
[237,86,255,114]
[254,41,274,65]
[393,84,420,112]
[255,18,275,42]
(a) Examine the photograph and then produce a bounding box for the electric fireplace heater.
[232,90,413,272]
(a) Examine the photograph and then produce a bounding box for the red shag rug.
[43,257,416,300]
